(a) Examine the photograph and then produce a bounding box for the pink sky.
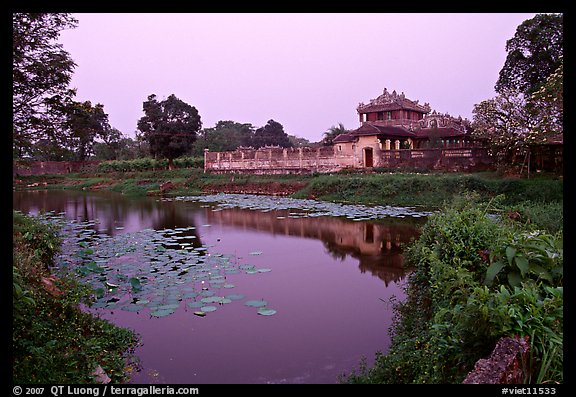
[58,13,536,142]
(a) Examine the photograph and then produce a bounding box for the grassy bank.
[13,211,138,383]
[14,169,563,206]
[342,195,563,384]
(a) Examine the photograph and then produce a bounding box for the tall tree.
[65,101,111,160]
[252,119,293,148]
[137,94,202,169]
[495,13,563,95]
[13,13,78,158]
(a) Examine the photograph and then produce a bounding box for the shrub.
[343,195,563,384]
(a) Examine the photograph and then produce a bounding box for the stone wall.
[13,160,100,176]
[463,336,530,384]
[204,146,494,174]
[204,147,343,174]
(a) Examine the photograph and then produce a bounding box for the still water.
[13,190,426,384]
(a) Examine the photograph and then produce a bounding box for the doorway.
[364,147,374,168]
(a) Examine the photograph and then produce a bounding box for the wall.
[463,336,530,384]
[204,147,344,174]
[204,146,494,174]
[13,160,101,176]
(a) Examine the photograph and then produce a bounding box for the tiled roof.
[351,124,416,138]
[332,133,356,143]
[357,88,431,114]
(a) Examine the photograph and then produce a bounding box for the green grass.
[13,211,138,383]
[15,169,563,209]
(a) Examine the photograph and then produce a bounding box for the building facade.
[332,88,482,168]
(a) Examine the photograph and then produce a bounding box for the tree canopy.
[252,119,293,148]
[64,101,111,161]
[137,94,202,168]
[495,13,563,95]
[193,120,255,155]
[473,14,563,166]
[13,13,78,158]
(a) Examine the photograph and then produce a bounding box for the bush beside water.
[13,211,138,383]
[342,195,563,384]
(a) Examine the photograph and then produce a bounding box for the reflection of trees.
[14,190,423,285]
[13,190,202,248]
[152,200,202,250]
[203,208,422,285]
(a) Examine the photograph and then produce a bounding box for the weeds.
[13,211,138,383]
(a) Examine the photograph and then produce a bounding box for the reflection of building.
[203,207,422,286]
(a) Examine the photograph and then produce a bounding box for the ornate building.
[333,88,478,167]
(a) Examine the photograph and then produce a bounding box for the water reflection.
[13,189,201,235]
[202,208,422,285]
[14,190,422,286]
[13,189,425,384]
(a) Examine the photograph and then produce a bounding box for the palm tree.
[322,123,349,146]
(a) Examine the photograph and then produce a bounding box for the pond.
[13,189,428,384]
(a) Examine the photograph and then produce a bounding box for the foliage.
[485,230,562,288]
[473,14,563,167]
[137,94,202,168]
[62,100,112,161]
[97,156,203,172]
[192,120,255,155]
[343,195,563,384]
[13,13,78,159]
[13,211,138,383]
[295,172,563,207]
[495,14,563,95]
[13,210,62,270]
[93,133,141,161]
[252,119,293,148]
[321,122,350,146]
[471,89,533,162]
[526,60,563,139]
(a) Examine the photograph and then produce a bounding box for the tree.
[13,13,78,158]
[526,60,563,140]
[137,94,202,169]
[252,119,293,148]
[495,13,563,95]
[321,123,349,146]
[471,89,534,163]
[65,101,111,160]
[288,134,313,148]
[193,120,255,155]
[93,128,130,160]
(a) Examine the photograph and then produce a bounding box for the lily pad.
[151,308,175,317]
[121,304,145,312]
[257,308,277,316]
[225,294,245,301]
[200,306,217,312]
[245,300,267,308]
